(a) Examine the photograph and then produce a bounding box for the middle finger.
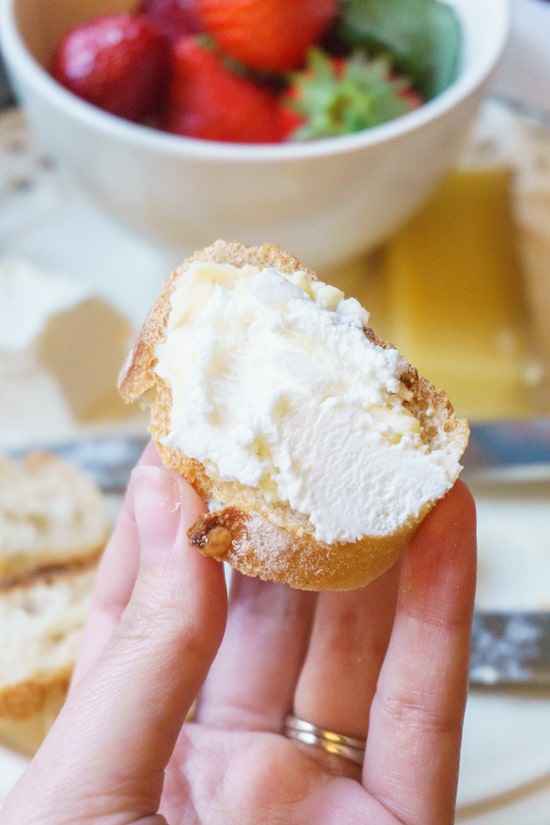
[292,561,400,740]
[196,572,317,731]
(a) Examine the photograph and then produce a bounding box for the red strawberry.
[195,0,338,73]
[136,0,203,42]
[282,49,423,140]
[163,36,286,143]
[52,13,167,121]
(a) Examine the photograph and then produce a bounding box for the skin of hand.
[0,443,477,825]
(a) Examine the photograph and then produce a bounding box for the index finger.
[363,480,477,825]
[70,441,206,688]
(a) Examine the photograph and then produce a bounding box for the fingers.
[196,537,398,743]
[363,480,477,825]
[292,561,400,740]
[196,572,317,731]
[72,465,227,766]
[10,460,228,821]
[70,441,163,688]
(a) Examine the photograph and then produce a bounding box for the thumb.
[6,465,228,823]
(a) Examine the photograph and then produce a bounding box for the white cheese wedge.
[0,258,135,446]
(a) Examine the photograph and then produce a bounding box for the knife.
[6,424,550,688]
[470,611,550,687]
[463,417,550,473]
[7,433,148,493]
[6,418,550,489]
[465,419,550,687]
[43,429,544,688]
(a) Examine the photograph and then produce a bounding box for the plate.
[455,2,550,813]
[0,748,27,802]
[456,471,550,819]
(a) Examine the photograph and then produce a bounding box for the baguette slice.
[0,563,96,756]
[119,240,469,591]
[0,452,110,584]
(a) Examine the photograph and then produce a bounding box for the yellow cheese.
[381,169,540,419]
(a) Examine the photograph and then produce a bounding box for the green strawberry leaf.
[286,49,417,140]
[336,0,461,100]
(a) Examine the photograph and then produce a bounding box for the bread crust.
[119,240,469,590]
[0,562,97,755]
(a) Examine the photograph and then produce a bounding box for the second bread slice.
[0,563,96,756]
[0,452,110,583]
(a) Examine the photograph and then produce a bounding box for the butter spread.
[154,261,461,543]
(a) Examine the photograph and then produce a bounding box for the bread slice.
[0,563,96,756]
[0,452,110,584]
[119,240,469,591]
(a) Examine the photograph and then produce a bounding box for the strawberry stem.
[285,48,419,140]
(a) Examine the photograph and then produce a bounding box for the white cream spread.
[154,261,462,543]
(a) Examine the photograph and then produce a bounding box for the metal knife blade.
[7,434,148,493]
[470,611,550,687]
[463,418,550,472]
[6,433,550,687]
[6,419,549,484]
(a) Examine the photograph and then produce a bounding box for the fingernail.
[130,465,183,566]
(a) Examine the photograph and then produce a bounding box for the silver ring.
[284,715,366,766]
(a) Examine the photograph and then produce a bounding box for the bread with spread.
[119,240,469,590]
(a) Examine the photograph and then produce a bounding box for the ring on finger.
[284,715,366,766]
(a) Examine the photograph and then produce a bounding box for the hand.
[1,443,477,825]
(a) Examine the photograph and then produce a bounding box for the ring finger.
[292,560,400,741]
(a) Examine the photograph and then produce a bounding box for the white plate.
[0,748,27,802]
[456,474,550,820]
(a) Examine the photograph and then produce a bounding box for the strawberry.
[163,36,286,143]
[282,49,423,140]
[136,0,203,42]
[52,13,167,121]
[195,0,338,73]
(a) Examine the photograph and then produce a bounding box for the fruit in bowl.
[49,0,462,144]
[51,13,168,122]
[0,0,510,270]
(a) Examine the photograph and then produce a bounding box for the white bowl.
[0,0,510,271]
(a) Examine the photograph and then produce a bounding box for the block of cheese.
[462,98,550,411]
[0,258,136,446]
[381,168,540,420]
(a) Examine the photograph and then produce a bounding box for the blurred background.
[0,1,549,822]
[0,0,548,432]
